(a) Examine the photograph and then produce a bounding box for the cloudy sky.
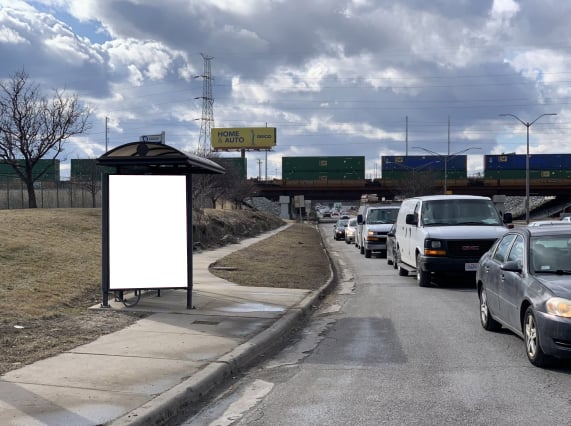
[1,0,569,179]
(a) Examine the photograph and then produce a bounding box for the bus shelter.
[96,141,225,309]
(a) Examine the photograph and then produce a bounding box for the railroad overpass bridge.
[251,178,571,202]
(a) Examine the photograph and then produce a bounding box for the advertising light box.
[108,175,188,290]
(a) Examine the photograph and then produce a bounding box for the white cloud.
[2,0,571,179]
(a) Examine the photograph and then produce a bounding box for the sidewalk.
[0,224,334,426]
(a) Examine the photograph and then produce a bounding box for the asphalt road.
[179,223,571,426]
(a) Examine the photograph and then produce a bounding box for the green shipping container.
[0,159,60,182]
[382,169,464,181]
[70,159,114,181]
[282,156,365,179]
[283,171,364,180]
[214,157,247,179]
[484,169,571,180]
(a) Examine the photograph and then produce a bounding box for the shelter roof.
[96,142,225,175]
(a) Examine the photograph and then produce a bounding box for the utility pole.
[405,116,409,156]
[195,53,214,155]
[446,116,450,193]
[257,159,263,180]
[105,116,109,152]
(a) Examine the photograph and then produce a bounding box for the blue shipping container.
[485,154,571,170]
[382,155,466,172]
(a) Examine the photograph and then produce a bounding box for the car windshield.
[421,199,502,226]
[366,208,399,224]
[531,236,571,273]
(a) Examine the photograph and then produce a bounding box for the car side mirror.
[501,260,522,273]
[503,212,513,224]
[357,214,363,224]
[405,213,417,226]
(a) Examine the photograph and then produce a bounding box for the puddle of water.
[218,303,285,313]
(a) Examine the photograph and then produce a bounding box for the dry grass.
[209,223,331,290]
[0,209,103,318]
[0,209,143,375]
[0,209,330,375]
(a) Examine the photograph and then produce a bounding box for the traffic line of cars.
[331,194,571,368]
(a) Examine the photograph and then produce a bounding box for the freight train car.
[282,156,365,184]
[483,154,571,185]
[0,159,60,182]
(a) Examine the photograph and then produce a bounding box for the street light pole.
[498,113,557,224]
[447,116,450,193]
[413,146,481,194]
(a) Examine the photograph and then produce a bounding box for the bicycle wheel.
[121,289,141,307]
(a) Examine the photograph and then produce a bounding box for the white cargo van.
[356,203,400,258]
[394,195,511,286]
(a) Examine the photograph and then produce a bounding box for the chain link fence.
[0,180,102,209]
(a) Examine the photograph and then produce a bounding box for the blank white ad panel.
[109,175,188,289]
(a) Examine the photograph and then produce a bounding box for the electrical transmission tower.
[196,53,214,155]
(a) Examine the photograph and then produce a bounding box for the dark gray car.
[476,225,571,367]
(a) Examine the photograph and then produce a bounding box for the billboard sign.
[211,127,276,150]
[139,131,165,143]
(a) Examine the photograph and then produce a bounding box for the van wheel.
[365,249,372,258]
[416,253,431,287]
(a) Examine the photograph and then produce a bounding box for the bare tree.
[0,70,91,208]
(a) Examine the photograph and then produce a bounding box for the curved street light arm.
[530,113,557,126]
[499,113,528,127]
[499,112,557,127]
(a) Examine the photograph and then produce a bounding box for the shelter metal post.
[187,173,194,309]
[101,173,111,308]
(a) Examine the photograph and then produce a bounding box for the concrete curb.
[110,224,337,426]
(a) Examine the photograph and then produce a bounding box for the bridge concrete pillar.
[492,194,507,218]
[279,195,290,219]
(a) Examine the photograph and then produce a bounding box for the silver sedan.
[476,225,571,367]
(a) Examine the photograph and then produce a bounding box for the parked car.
[561,216,571,223]
[344,217,357,244]
[333,218,349,240]
[386,223,398,269]
[476,225,571,367]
